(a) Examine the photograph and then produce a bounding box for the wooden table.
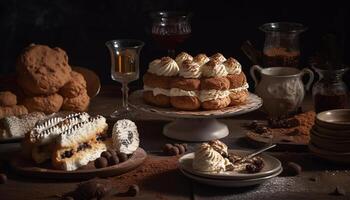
[1,85,349,200]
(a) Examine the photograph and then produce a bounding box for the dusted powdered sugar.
[175,52,193,67]
[112,119,139,154]
[144,85,170,96]
[199,90,230,102]
[170,88,198,97]
[57,115,108,148]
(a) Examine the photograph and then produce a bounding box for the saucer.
[178,150,282,180]
[315,109,350,130]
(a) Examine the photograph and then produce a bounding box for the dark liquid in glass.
[263,48,300,67]
[152,33,190,50]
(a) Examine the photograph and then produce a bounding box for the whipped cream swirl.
[199,89,230,102]
[148,57,179,76]
[179,60,201,78]
[193,54,210,66]
[193,143,227,172]
[224,58,242,75]
[144,85,170,96]
[210,53,226,63]
[201,60,228,77]
[170,88,198,97]
[175,52,193,67]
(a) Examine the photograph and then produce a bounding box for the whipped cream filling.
[229,83,249,93]
[199,89,230,102]
[170,88,198,97]
[144,85,170,96]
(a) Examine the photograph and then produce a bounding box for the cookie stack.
[143,52,249,110]
[0,91,28,119]
[16,44,90,114]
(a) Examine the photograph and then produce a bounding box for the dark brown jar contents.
[314,93,348,113]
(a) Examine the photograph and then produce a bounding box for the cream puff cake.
[175,52,193,67]
[223,58,249,105]
[193,54,210,67]
[170,60,201,110]
[143,57,179,107]
[200,59,231,110]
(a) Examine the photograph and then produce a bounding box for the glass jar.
[312,66,349,113]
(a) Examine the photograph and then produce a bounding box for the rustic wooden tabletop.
[0,85,349,200]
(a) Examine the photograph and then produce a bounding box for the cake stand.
[129,90,262,142]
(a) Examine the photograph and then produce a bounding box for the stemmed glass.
[106,39,144,118]
[150,11,191,58]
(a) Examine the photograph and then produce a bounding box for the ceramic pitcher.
[250,65,314,117]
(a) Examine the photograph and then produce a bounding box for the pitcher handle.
[250,65,263,87]
[301,68,314,91]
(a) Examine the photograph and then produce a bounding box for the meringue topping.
[193,143,227,172]
[201,59,228,77]
[148,57,179,76]
[223,57,242,75]
[179,60,201,78]
[175,52,193,67]
[210,53,226,63]
[193,54,210,66]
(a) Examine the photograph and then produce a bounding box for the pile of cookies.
[0,91,28,118]
[15,44,90,114]
[143,52,249,110]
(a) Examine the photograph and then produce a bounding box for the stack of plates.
[178,150,282,187]
[309,109,350,163]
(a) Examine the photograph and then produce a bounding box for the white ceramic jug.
[250,65,314,117]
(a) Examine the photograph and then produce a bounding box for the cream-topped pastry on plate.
[170,60,201,110]
[223,58,249,105]
[200,59,231,110]
[143,57,179,107]
[175,52,193,67]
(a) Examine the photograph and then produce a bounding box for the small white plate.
[178,150,282,180]
[180,167,282,187]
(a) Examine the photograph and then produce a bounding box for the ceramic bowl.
[315,109,350,130]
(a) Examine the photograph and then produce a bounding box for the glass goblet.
[105,39,144,118]
[150,11,191,58]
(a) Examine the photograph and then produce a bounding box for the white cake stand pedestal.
[129,90,262,142]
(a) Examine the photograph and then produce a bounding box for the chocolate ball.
[181,143,188,151]
[285,162,302,176]
[169,146,180,156]
[174,144,185,154]
[94,157,108,168]
[0,173,7,184]
[126,184,139,196]
[108,155,119,166]
[108,149,117,158]
[117,152,128,162]
[163,143,173,155]
[101,151,112,159]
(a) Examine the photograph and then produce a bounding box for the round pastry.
[210,53,226,63]
[175,52,193,67]
[143,57,179,107]
[0,105,28,119]
[112,119,139,155]
[223,58,249,106]
[23,93,63,114]
[193,54,210,67]
[16,44,72,95]
[59,71,87,98]
[62,90,90,112]
[170,60,201,110]
[0,91,17,106]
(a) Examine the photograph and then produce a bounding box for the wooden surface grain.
[0,85,349,200]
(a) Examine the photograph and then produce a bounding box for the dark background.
[0,0,349,87]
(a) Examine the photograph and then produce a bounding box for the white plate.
[180,167,282,187]
[129,90,262,119]
[178,150,282,180]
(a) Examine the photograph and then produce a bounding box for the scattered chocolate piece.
[94,157,108,169]
[101,151,112,159]
[228,154,242,163]
[174,144,185,154]
[286,129,300,136]
[117,152,128,163]
[285,162,302,176]
[74,180,111,200]
[108,149,117,158]
[330,186,346,196]
[255,126,268,134]
[0,173,7,184]
[169,146,180,156]
[246,164,259,173]
[126,184,139,197]
[309,177,318,182]
[108,155,119,166]
[162,143,173,155]
[248,121,259,129]
[268,118,300,128]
